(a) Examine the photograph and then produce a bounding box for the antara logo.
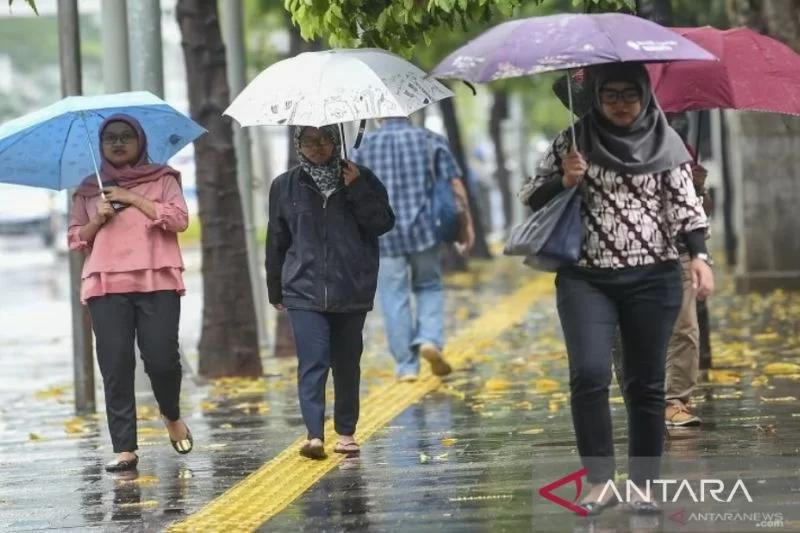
[538,468,754,516]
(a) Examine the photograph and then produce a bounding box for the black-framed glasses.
[599,88,641,104]
[299,137,333,149]
[102,133,138,145]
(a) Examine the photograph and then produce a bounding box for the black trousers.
[556,261,682,485]
[287,309,367,441]
[88,291,182,453]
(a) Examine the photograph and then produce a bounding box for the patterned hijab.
[294,125,343,195]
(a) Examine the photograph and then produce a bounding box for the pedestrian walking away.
[519,63,715,515]
[67,114,193,473]
[352,117,475,382]
[266,125,395,459]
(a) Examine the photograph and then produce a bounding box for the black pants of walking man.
[88,290,182,453]
[556,261,682,486]
[287,310,367,441]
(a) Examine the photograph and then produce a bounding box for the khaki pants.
[665,255,700,407]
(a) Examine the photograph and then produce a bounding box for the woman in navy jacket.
[266,125,395,459]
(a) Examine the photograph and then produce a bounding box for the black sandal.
[623,500,661,514]
[105,454,139,473]
[579,497,618,516]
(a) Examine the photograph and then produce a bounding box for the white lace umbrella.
[224,48,453,129]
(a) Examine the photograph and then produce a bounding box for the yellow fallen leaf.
[219,423,233,429]
[34,385,68,400]
[441,437,458,447]
[28,433,42,441]
[760,396,797,403]
[64,417,87,435]
[548,401,560,413]
[137,427,165,436]
[419,452,431,464]
[136,406,159,421]
[117,500,158,509]
[117,475,159,487]
[534,378,560,394]
[484,378,511,392]
[514,400,533,410]
[434,453,449,461]
[200,401,218,411]
[751,375,769,387]
[753,332,781,342]
[763,363,800,375]
[520,428,544,435]
[708,370,741,385]
[609,396,625,405]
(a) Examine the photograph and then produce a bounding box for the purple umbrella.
[432,13,716,82]
[432,13,716,143]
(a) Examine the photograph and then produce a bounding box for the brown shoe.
[665,404,701,427]
[419,342,452,376]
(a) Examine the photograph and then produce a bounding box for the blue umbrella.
[0,91,206,191]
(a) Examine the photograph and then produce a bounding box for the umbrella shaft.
[79,114,106,196]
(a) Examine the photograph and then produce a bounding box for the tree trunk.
[726,0,800,291]
[177,0,262,377]
[439,96,492,260]
[489,89,513,231]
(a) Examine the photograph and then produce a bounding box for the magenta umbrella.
[646,26,800,115]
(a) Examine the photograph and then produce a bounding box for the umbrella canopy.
[224,48,453,128]
[431,13,716,82]
[646,27,800,115]
[0,91,205,191]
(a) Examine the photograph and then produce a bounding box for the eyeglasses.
[599,88,641,104]
[102,133,138,145]
[299,137,333,149]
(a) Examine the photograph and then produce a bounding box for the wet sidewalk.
[1,242,800,531]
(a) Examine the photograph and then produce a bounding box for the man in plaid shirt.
[353,117,474,380]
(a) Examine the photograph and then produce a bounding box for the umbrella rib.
[57,116,78,190]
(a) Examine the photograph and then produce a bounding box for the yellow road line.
[169,273,555,532]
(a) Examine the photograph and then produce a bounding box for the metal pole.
[101,0,131,93]
[221,0,268,350]
[58,0,95,415]
[127,0,164,96]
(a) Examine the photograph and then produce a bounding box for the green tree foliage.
[284,0,522,55]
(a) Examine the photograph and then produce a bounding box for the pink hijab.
[74,114,179,198]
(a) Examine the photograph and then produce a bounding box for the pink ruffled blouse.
[67,175,189,304]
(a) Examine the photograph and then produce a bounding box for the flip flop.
[333,441,360,454]
[299,439,326,460]
[105,454,139,473]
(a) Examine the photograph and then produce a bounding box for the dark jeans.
[287,310,367,441]
[556,261,682,485]
[88,291,182,453]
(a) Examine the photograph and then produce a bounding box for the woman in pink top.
[68,114,193,472]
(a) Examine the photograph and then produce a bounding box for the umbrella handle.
[339,122,347,160]
[78,113,106,198]
[566,71,577,150]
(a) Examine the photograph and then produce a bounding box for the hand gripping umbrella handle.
[78,112,107,199]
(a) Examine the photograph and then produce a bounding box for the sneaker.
[665,404,701,427]
[419,342,452,376]
[397,374,419,383]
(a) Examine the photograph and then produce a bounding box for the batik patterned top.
[519,131,708,269]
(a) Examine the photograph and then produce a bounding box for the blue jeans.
[287,310,367,440]
[377,245,444,377]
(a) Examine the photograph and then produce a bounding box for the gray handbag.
[504,185,583,271]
